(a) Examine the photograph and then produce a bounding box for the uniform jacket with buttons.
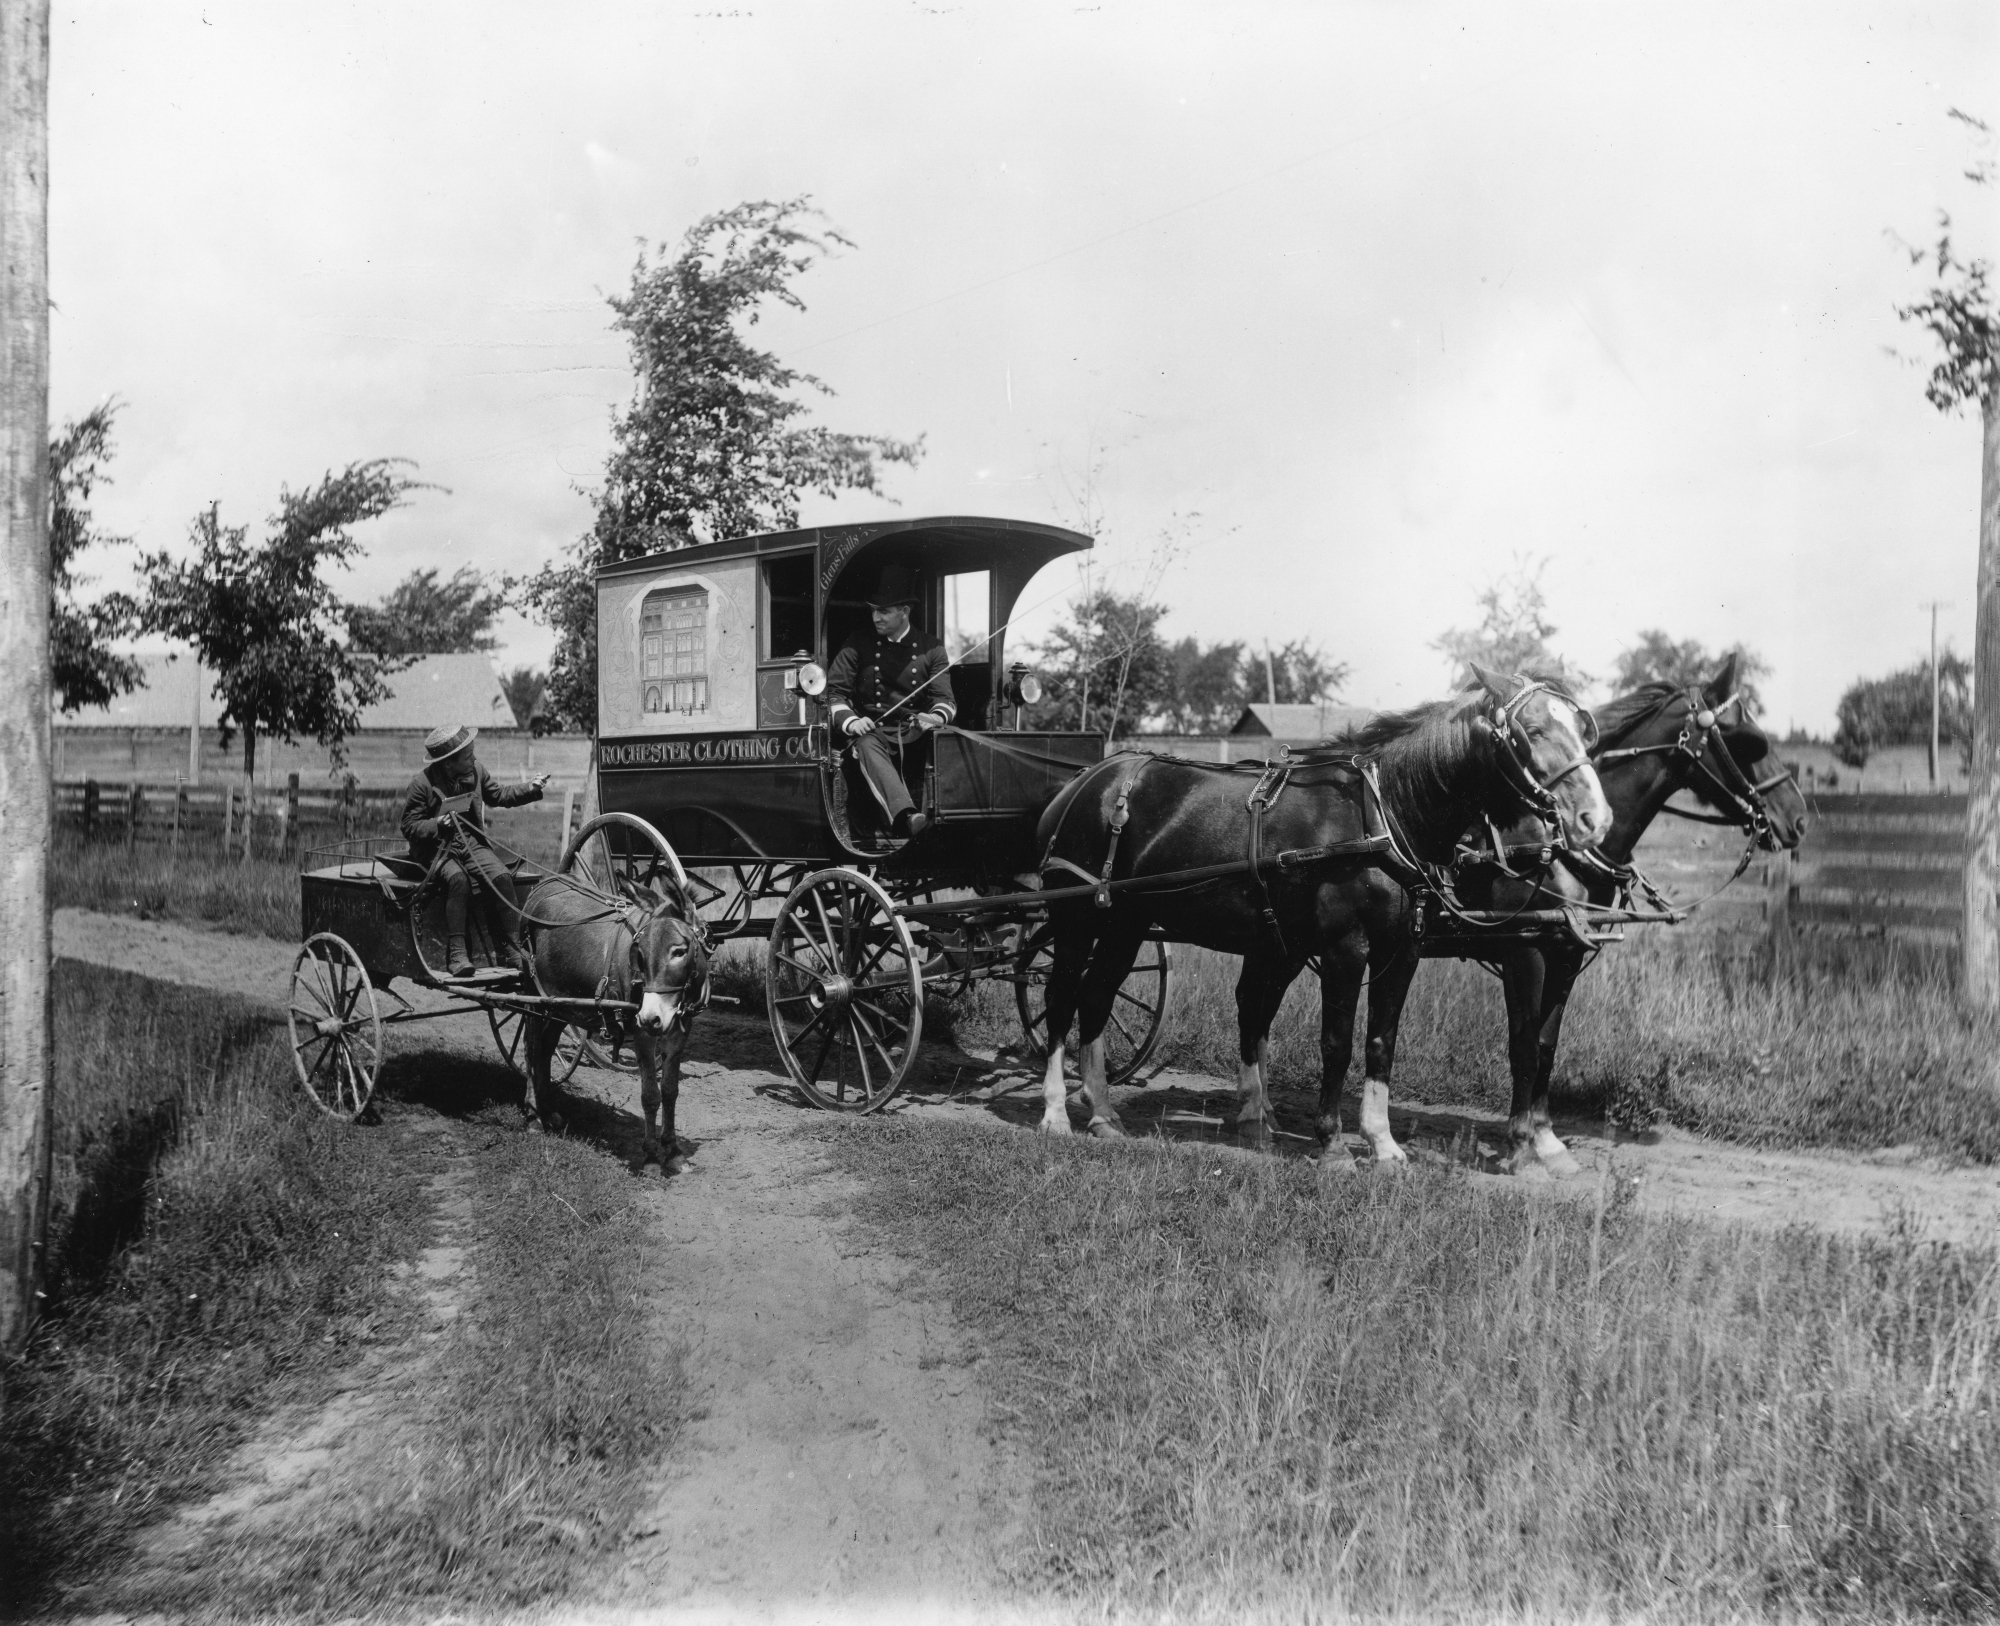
[400,759,543,864]
[825,627,957,736]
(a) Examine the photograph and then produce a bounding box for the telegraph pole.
[0,0,51,1350]
[1921,600,1952,786]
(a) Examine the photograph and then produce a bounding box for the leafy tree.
[1433,557,1588,691]
[1611,629,1770,713]
[1832,653,1972,768]
[1253,639,1349,708]
[1890,107,2000,1006]
[138,461,425,777]
[347,566,503,656]
[1160,636,1245,733]
[1028,590,1172,739]
[500,665,548,732]
[49,404,142,713]
[517,198,924,730]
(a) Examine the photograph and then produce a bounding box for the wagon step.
[438,965,519,987]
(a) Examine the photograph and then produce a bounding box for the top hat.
[424,724,478,763]
[865,564,920,609]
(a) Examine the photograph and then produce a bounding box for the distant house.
[1230,701,1375,742]
[57,651,525,787]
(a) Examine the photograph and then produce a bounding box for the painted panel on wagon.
[598,559,758,739]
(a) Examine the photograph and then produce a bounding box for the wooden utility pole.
[1965,399,2000,1011]
[0,0,52,1351]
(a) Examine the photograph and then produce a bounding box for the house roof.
[1230,701,1376,739]
[61,651,518,732]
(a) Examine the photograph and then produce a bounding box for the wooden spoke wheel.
[1014,923,1173,1086]
[483,1005,586,1085]
[561,812,687,907]
[766,867,923,1113]
[289,934,384,1120]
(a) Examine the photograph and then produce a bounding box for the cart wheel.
[488,1008,591,1085]
[562,812,687,906]
[289,933,383,1121]
[1015,923,1173,1086]
[767,867,924,1112]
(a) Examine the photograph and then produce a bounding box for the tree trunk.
[0,0,51,1353]
[1963,396,2000,1011]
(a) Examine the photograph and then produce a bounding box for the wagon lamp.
[1004,664,1042,729]
[789,653,827,726]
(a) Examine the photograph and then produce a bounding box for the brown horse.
[1436,655,1808,1178]
[517,875,710,1174]
[1033,668,1612,1168]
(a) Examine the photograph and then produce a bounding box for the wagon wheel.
[1014,922,1173,1086]
[289,933,384,1121]
[561,812,688,907]
[485,1005,590,1085]
[767,867,924,1113]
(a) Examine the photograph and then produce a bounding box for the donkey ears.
[1469,662,1513,701]
[1703,653,1738,709]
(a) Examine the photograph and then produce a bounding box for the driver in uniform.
[825,564,955,839]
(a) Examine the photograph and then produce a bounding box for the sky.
[48,0,2000,733]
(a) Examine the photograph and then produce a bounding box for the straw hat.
[423,724,477,762]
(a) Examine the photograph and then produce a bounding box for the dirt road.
[52,906,1998,1621]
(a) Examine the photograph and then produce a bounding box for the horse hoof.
[664,1154,690,1176]
[1087,1117,1125,1140]
[1315,1143,1358,1174]
[1543,1149,1584,1181]
[1238,1119,1273,1151]
[1504,1151,1553,1184]
[1038,1114,1073,1137]
[523,1117,545,1136]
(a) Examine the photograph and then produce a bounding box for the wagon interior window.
[639,585,709,717]
[943,571,991,661]
[762,554,815,659]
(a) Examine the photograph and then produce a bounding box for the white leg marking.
[1038,1044,1072,1135]
[1235,1058,1268,1126]
[1361,1079,1409,1166]
[1534,1124,1582,1180]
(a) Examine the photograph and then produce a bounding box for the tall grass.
[831,1117,2000,1622]
[51,835,302,939]
[945,930,2000,1162]
[0,963,424,1614]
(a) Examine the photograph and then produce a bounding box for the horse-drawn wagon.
[287,515,1176,1121]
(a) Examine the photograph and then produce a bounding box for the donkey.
[1034,668,1612,1169]
[517,874,710,1174]
[1436,655,1808,1179]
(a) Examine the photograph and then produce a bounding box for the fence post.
[221,782,233,855]
[240,782,253,863]
[82,776,98,841]
[172,778,186,860]
[126,782,141,854]
[284,772,299,859]
[341,776,354,842]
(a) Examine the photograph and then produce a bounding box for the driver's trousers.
[849,728,924,821]
[440,840,522,953]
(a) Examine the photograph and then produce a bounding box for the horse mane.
[1591,680,1682,750]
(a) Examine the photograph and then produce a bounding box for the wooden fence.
[55,775,585,867]
[1785,792,1962,945]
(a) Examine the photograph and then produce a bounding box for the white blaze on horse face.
[1544,699,1613,849]
[1039,1043,1072,1134]
[638,989,682,1032]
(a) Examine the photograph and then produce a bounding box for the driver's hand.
[914,712,941,733]
[848,717,877,737]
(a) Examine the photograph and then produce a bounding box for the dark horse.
[516,874,710,1174]
[1435,655,1808,1179]
[1033,668,1612,1168]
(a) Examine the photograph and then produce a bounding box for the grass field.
[1,964,684,1620]
[830,1116,2000,1623]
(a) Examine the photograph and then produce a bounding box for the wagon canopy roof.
[595,514,1093,584]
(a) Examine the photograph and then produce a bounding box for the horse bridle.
[1477,679,1600,833]
[1591,687,1797,849]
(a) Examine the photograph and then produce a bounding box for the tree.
[1891,107,2000,1008]
[1831,654,1973,768]
[1258,639,1349,707]
[500,665,548,732]
[1611,629,1770,713]
[347,565,503,656]
[1160,636,1245,733]
[48,402,141,712]
[1029,590,1172,739]
[1433,557,1589,691]
[517,198,924,731]
[138,461,425,777]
